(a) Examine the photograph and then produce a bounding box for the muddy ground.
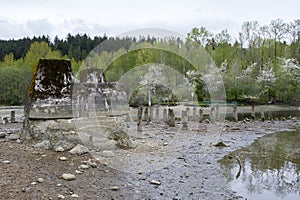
[0,111,300,200]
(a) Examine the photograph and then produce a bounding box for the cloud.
[26,19,53,37]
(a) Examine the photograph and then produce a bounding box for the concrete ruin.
[22,59,80,151]
[22,59,133,151]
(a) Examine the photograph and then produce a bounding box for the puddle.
[219,129,300,199]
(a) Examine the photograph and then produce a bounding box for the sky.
[0,0,299,41]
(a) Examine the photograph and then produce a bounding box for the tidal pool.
[219,129,300,200]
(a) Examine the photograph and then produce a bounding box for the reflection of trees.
[219,130,300,197]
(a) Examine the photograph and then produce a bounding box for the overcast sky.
[0,0,299,41]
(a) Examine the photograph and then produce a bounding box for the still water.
[219,129,300,200]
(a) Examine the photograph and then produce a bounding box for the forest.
[0,18,299,106]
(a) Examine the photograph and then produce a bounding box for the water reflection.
[219,130,300,200]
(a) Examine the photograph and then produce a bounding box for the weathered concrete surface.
[26,59,73,119]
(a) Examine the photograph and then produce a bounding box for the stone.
[110,186,119,191]
[75,170,83,174]
[102,150,115,157]
[150,180,161,185]
[8,134,20,140]
[61,173,76,181]
[55,146,65,152]
[58,194,65,199]
[69,144,89,155]
[78,164,89,170]
[0,132,6,138]
[2,160,10,164]
[37,178,45,183]
[181,110,188,130]
[214,141,229,147]
[59,156,68,161]
[71,194,79,198]
[33,140,51,149]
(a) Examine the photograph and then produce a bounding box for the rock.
[86,159,97,168]
[33,140,51,149]
[110,186,119,191]
[57,183,62,187]
[102,150,115,157]
[75,170,83,174]
[61,173,76,181]
[31,182,37,185]
[16,139,21,143]
[69,144,89,155]
[55,146,65,152]
[2,160,10,164]
[0,132,5,138]
[71,194,79,198]
[214,141,229,147]
[59,156,68,161]
[8,133,20,140]
[58,194,65,199]
[150,180,161,185]
[37,178,44,183]
[78,164,89,170]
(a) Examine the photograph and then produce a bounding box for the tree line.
[0,18,299,106]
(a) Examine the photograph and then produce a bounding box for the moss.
[27,59,72,100]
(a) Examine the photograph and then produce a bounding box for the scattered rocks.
[69,144,89,155]
[61,173,76,181]
[149,180,161,185]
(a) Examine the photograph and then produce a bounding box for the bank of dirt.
[0,112,299,199]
